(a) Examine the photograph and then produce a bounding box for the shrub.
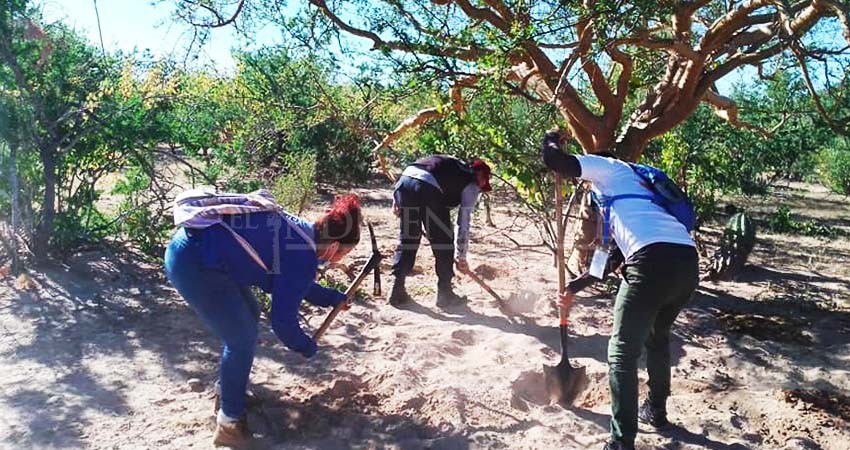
[765,206,837,237]
[819,139,850,196]
[271,152,316,215]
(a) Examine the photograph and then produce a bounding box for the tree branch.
[180,0,245,28]
[703,89,785,138]
[308,0,487,61]
[615,35,702,61]
[790,42,849,135]
[701,0,772,52]
[372,108,441,182]
[576,15,616,115]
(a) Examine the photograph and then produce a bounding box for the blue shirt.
[198,211,345,357]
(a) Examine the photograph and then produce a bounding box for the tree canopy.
[172,0,850,160]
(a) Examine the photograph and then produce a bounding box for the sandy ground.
[1,180,849,450]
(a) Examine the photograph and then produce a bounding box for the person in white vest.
[541,131,698,450]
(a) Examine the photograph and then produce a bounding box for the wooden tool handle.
[554,174,570,329]
[554,174,566,295]
[559,301,569,326]
[461,267,505,304]
[313,254,380,341]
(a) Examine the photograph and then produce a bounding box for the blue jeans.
[164,228,260,419]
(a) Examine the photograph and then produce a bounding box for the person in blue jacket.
[164,194,361,448]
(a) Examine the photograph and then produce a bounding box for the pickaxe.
[313,222,382,341]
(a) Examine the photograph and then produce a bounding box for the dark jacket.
[411,155,477,207]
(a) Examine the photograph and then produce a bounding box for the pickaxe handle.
[313,222,382,342]
[369,222,381,296]
[313,252,381,341]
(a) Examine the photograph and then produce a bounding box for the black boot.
[603,441,634,450]
[436,283,466,308]
[637,397,669,428]
[388,277,413,306]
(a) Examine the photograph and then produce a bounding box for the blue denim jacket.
[189,211,344,356]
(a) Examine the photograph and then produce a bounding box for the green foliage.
[416,83,559,209]
[646,72,834,225]
[112,166,172,257]
[318,277,365,302]
[407,82,566,249]
[271,152,316,215]
[764,206,837,237]
[51,207,111,250]
[252,287,271,314]
[818,138,850,195]
[5,1,850,266]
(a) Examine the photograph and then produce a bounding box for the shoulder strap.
[219,221,270,272]
[174,189,316,271]
[597,193,655,247]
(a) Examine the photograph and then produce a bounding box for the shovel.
[459,266,539,315]
[543,174,589,406]
[459,266,509,312]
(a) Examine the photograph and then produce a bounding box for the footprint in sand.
[441,343,465,356]
[451,329,476,346]
[439,329,475,356]
[383,332,410,361]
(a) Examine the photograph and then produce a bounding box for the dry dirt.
[1,180,849,450]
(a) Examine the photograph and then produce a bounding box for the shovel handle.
[559,303,569,326]
[554,174,566,295]
[461,267,505,305]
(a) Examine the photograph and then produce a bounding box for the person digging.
[388,155,492,308]
[541,131,699,450]
[164,192,362,448]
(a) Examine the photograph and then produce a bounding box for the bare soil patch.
[1,180,849,449]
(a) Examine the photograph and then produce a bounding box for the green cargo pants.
[608,243,699,446]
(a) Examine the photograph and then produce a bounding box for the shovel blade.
[543,361,589,406]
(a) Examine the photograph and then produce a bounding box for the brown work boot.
[213,416,249,448]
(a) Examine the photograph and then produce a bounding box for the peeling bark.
[372,107,441,182]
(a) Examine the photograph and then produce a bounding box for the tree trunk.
[562,136,654,276]
[34,145,56,260]
[566,186,598,279]
[9,141,20,271]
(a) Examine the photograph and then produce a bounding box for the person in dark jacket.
[164,194,361,448]
[388,155,492,308]
[541,131,698,450]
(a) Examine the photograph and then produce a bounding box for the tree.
[1,3,182,259]
[0,3,113,258]
[172,1,849,160]
[171,0,850,267]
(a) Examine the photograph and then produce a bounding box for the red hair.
[315,194,361,247]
